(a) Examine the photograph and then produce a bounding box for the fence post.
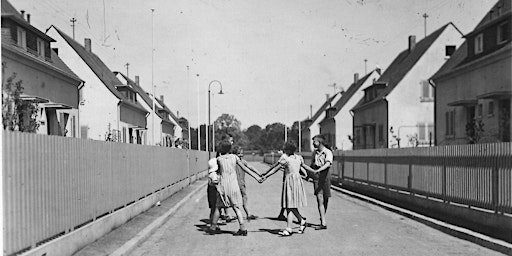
[442,165,447,203]
[492,164,499,213]
[408,163,413,193]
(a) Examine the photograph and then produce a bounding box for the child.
[208,140,264,236]
[232,146,261,220]
[262,141,308,236]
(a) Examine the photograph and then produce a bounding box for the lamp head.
[218,89,224,95]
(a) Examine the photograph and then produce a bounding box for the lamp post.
[208,80,223,154]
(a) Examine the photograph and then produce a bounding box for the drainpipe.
[429,79,436,146]
[117,102,121,141]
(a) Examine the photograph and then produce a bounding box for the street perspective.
[2,0,512,255]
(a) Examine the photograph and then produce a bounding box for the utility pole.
[151,9,155,145]
[125,63,130,78]
[423,13,429,37]
[70,17,77,39]
[328,83,337,95]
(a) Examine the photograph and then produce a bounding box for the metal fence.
[3,130,211,256]
[263,143,512,214]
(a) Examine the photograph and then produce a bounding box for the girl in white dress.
[263,141,308,236]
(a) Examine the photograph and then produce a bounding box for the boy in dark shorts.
[302,134,333,230]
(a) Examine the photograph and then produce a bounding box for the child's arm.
[239,159,263,176]
[237,160,263,182]
[263,162,284,179]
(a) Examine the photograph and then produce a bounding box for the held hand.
[258,176,266,183]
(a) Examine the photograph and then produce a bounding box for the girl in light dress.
[208,140,263,236]
[263,141,308,236]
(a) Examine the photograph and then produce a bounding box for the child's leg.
[211,207,221,229]
[232,205,246,230]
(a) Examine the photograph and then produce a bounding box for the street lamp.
[208,80,224,154]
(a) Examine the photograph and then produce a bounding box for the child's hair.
[283,141,297,155]
[231,145,241,154]
[218,140,232,154]
[312,134,326,145]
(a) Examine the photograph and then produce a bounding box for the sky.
[12,0,496,129]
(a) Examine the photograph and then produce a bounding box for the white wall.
[334,72,379,150]
[48,29,120,141]
[387,25,464,148]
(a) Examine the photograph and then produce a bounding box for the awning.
[19,94,50,103]
[40,103,73,109]
[476,91,512,100]
[447,99,477,107]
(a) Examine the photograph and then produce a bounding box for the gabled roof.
[113,71,185,130]
[1,0,55,42]
[304,91,342,129]
[329,70,375,118]
[352,23,455,111]
[51,26,147,113]
[155,97,186,130]
[432,1,511,81]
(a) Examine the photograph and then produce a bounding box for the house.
[431,0,511,145]
[1,0,83,137]
[318,70,380,150]
[46,26,148,143]
[301,92,343,151]
[351,23,464,149]
[115,72,184,146]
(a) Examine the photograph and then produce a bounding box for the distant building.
[318,71,380,150]
[301,92,342,151]
[352,23,464,149]
[1,0,83,137]
[47,26,148,143]
[431,0,511,145]
[115,72,184,146]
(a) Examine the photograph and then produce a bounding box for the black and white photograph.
[1,0,511,255]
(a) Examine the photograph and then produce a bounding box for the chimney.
[160,95,164,102]
[26,14,31,24]
[135,75,140,86]
[354,73,359,83]
[177,111,179,117]
[310,105,313,118]
[20,10,25,20]
[84,38,91,52]
[408,35,416,52]
[326,94,330,101]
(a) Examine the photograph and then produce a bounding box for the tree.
[244,125,263,150]
[466,119,484,144]
[213,113,247,148]
[2,66,39,132]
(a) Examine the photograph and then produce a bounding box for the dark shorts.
[313,169,331,198]
[207,185,217,209]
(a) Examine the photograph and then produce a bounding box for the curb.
[331,185,512,255]
[110,180,208,256]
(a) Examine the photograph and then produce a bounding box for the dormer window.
[37,38,45,57]
[474,33,483,54]
[497,21,510,44]
[16,27,26,49]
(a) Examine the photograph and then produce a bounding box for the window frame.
[16,27,27,49]
[474,33,483,54]
[497,21,509,45]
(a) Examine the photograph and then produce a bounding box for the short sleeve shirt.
[314,147,333,168]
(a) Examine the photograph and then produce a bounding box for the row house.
[318,70,380,150]
[431,0,511,145]
[301,92,342,151]
[47,26,148,143]
[351,23,464,149]
[1,0,83,137]
[115,72,184,146]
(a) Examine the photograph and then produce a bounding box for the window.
[420,80,434,102]
[474,33,483,54]
[418,123,426,140]
[16,27,26,49]
[497,22,510,44]
[445,45,456,57]
[488,101,494,116]
[446,110,455,136]
[497,6,502,16]
[37,38,45,57]
[378,124,384,142]
[477,104,483,117]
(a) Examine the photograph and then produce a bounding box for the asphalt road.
[129,162,503,256]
